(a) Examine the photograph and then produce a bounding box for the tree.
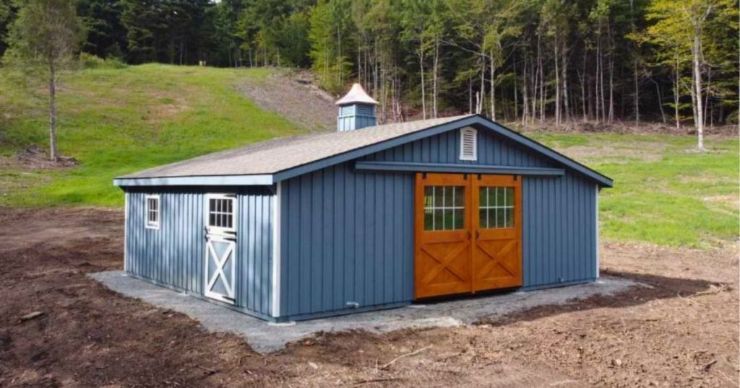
[77,0,127,59]
[4,0,84,161]
[644,0,734,150]
[0,1,15,57]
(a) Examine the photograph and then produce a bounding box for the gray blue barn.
[114,84,612,322]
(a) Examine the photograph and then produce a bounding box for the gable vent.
[459,128,477,161]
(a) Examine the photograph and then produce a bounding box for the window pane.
[434,187,443,207]
[443,209,454,229]
[487,188,496,207]
[479,187,487,207]
[454,209,464,229]
[496,207,505,227]
[454,187,464,206]
[434,209,444,230]
[505,188,514,206]
[479,208,488,228]
[504,208,514,227]
[424,209,434,230]
[443,187,454,207]
[424,187,433,207]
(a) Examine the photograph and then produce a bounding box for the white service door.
[204,194,237,304]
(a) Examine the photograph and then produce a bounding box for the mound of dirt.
[16,145,78,169]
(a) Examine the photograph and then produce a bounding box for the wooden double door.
[414,173,522,299]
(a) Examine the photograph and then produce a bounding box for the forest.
[0,0,738,135]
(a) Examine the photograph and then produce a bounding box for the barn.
[114,84,613,322]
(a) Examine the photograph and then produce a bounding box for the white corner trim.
[123,192,129,272]
[595,184,600,279]
[271,182,282,317]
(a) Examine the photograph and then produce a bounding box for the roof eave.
[113,174,274,187]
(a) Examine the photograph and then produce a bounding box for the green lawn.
[0,64,300,206]
[0,64,737,248]
[529,131,739,248]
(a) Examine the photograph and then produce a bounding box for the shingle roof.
[120,115,472,179]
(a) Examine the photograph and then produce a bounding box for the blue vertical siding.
[521,173,598,288]
[126,191,205,294]
[125,187,274,317]
[279,163,415,319]
[276,127,598,320]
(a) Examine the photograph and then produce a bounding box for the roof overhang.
[113,174,274,187]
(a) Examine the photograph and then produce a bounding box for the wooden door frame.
[413,173,473,299]
[413,173,523,299]
[470,174,523,291]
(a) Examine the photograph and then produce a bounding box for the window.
[145,195,160,229]
[207,195,236,232]
[459,128,477,161]
[424,186,465,231]
[479,187,514,228]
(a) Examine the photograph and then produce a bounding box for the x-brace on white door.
[204,194,237,304]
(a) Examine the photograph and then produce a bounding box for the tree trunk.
[651,78,667,123]
[48,62,58,162]
[432,39,439,118]
[490,49,496,121]
[562,41,570,123]
[419,45,426,119]
[633,59,639,126]
[522,55,529,125]
[538,35,545,123]
[595,35,602,122]
[692,33,704,150]
[554,39,560,126]
[478,51,485,115]
[674,53,681,129]
[514,53,519,122]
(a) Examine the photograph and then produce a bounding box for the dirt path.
[0,207,737,386]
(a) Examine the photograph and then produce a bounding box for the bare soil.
[237,69,338,132]
[0,207,737,387]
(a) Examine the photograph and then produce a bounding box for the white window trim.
[459,127,478,161]
[145,194,160,230]
[205,193,237,235]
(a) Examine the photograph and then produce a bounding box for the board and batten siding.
[279,164,415,320]
[276,127,598,320]
[522,173,598,288]
[125,188,275,317]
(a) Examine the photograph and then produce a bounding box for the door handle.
[475,230,480,240]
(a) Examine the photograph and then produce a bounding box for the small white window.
[207,194,236,233]
[145,195,160,229]
[460,128,477,161]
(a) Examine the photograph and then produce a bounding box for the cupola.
[335,83,378,131]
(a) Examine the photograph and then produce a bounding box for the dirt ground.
[0,207,737,387]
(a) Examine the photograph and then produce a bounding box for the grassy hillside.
[0,64,302,206]
[0,64,737,248]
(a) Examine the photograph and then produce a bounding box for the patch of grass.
[529,132,739,248]
[0,64,301,206]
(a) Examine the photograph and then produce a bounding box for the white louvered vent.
[459,128,477,161]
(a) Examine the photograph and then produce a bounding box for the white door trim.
[204,193,238,304]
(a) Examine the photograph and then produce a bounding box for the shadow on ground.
[481,270,729,326]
